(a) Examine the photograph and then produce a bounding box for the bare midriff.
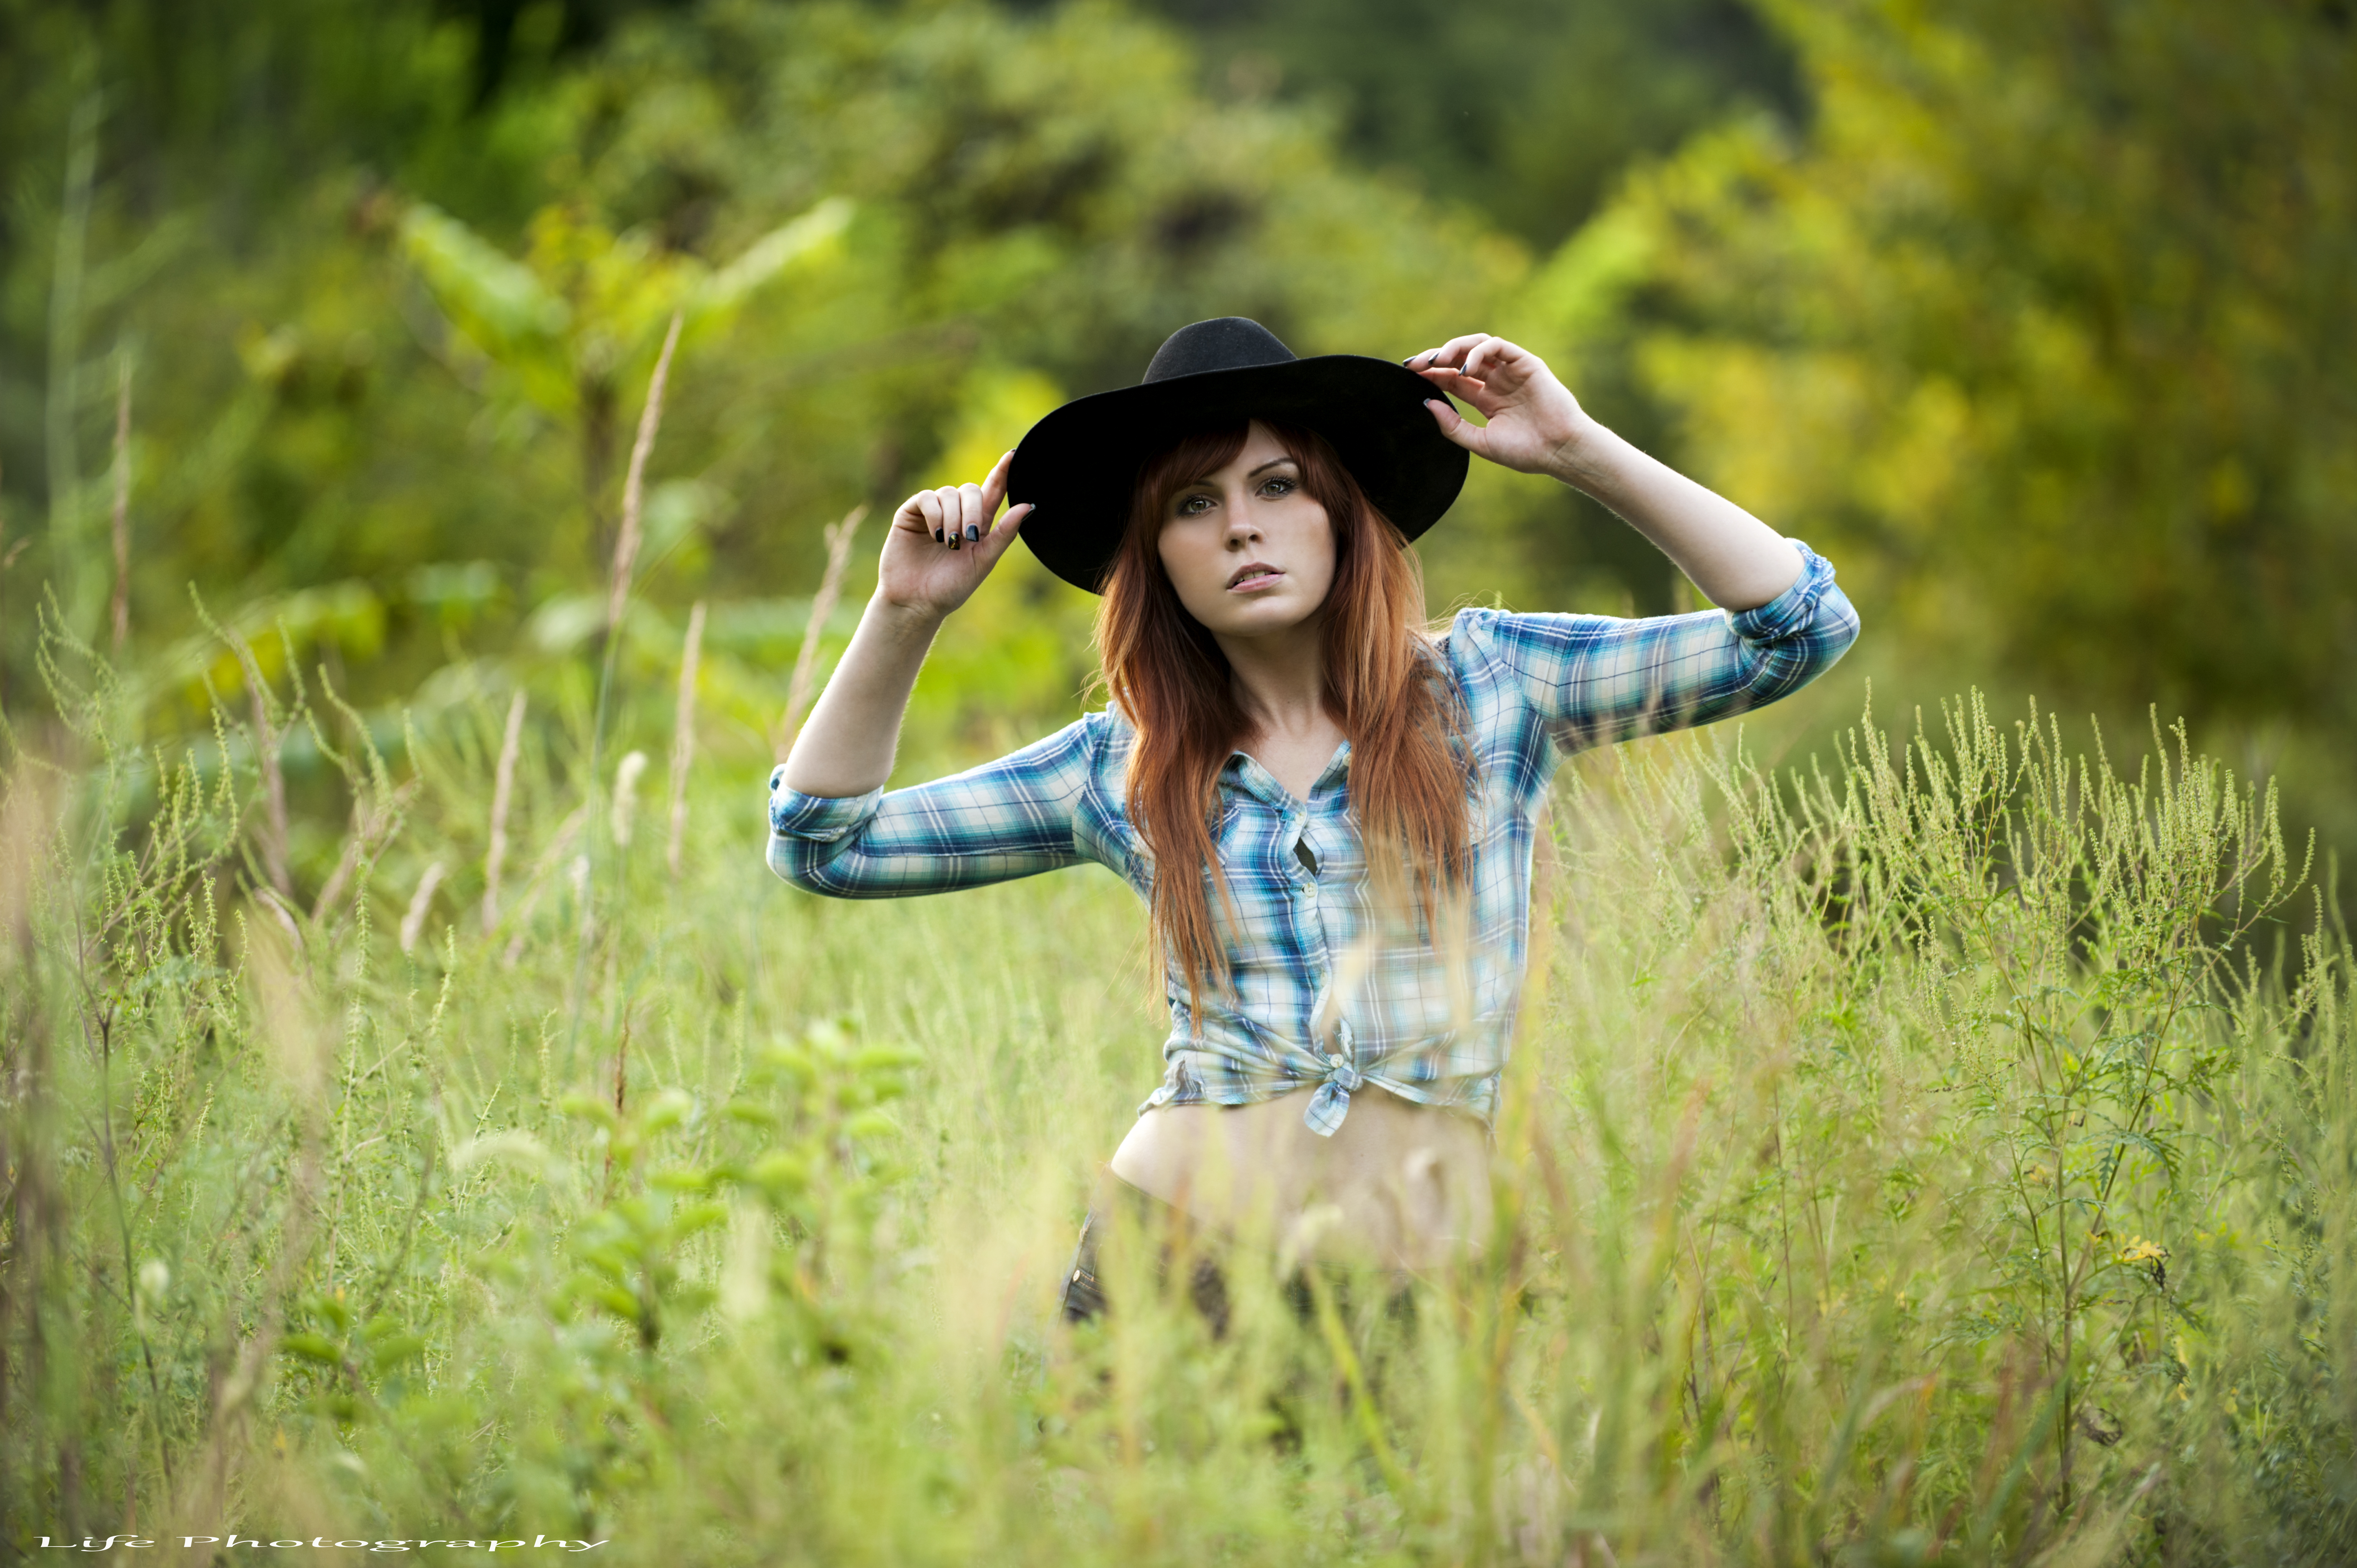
[1106,1087,1493,1272]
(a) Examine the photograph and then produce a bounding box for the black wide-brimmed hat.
[1006,317,1468,593]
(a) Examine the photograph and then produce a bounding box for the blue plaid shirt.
[768,540,1857,1135]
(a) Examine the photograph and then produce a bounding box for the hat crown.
[1008,315,1466,592]
[1141,317,1296,384]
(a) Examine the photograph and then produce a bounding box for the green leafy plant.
[7,601,2351,1563]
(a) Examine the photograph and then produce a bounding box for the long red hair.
[1093,421,1473,1007]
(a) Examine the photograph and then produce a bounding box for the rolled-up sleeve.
[766,714,1109,898]
[1455,539,1859,754]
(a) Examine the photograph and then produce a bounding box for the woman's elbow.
[765,835,857,899]
[1820,587,1863,662]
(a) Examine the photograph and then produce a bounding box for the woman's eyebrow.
[1176,456,1294,495]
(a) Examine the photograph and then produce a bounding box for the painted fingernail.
[966,524,981,541]
[934,527,945,542]
[949,534,962,550]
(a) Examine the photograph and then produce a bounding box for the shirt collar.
[1222,740,1352,807]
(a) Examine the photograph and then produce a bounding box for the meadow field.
[4,1,2354,1562]
[2,619,2350,1565]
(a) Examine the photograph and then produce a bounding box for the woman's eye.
[1176,494,1215,516]
[1260,476,1296,497]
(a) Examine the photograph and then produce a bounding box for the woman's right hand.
[783,451,1033,797]
[876,449,1034,622]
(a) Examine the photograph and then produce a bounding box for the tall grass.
[1,614,2350,1566]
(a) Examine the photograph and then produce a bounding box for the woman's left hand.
[1405,334,1594,478]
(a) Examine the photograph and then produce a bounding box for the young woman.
[768,318,1858,1319]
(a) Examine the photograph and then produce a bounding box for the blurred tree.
[0,0,1518,725]
[1516,0,2357,848]
[0,0,565,653]
[398,193,849,565]
[1132,0,1803,247]
[1094,0,1810,622]
[1540,0,2356,734]
[438,0,696,105]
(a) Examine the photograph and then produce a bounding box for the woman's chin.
[1202,599,1318,641]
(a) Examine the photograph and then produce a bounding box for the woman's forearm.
[780,592,944,797]
[1547,420,1802,611]
[1405,334,1805,611]
[783,449,1032,796]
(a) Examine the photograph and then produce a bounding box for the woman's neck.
[1215,618,1327,735]
[1214,620,1342,797]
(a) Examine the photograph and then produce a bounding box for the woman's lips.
[1228,566,1284,592]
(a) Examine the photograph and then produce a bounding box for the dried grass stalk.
[311,776,420,924]
[499,803,587,966]
[482,691,527,933]
[775,504,867,761]
[222,628,294,897]
[611,750,650,848]
[213,918,327,1470]
[0,460,16,692]
[668,600,705,881]
[110,353,131,654]
[399,861,447,954]
[254,884,304,946]
[607,312,686,636]
[46,90,96,633]
[0,764,59,960]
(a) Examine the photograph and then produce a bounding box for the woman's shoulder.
[1077,703,1134,744]
[1431,604,1531,680]
[982,706,1133,775]
[1430,605,1623,731]
[1434,603,1538,646]
[1065,708,1141,858]
[1055,705,1137,781]
[1437,602,1677,672]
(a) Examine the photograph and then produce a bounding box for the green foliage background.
[2,1,2355,1562]
[5,0,2350,843]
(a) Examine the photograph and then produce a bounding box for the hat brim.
[1005,355,1468,593]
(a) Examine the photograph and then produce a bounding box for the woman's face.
[1155,422,1336,642]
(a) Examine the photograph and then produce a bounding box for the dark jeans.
[1058,1179,1233,1334]
[1055,1180,1426,1339]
